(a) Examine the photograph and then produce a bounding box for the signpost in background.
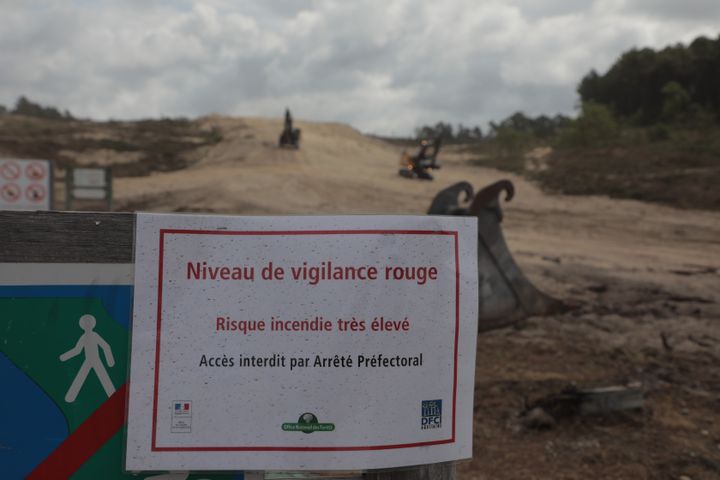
[66,167,112,211]
[0,158,53,211]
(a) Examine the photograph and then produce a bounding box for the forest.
[413,34,720,210]
[415,34,720,146]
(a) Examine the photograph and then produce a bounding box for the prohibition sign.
[26,184,47,203]
[1,183,21,202]
[1,160,22,181]
[25,161,47,181]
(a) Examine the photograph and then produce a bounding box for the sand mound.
[115,115,720,316]
[115,115,445,214]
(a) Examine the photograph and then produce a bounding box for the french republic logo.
[421,399,442,429]
[171,401,192,433]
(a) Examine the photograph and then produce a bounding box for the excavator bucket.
[428,180,565,332]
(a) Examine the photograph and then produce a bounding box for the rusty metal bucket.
[428,180,565,331]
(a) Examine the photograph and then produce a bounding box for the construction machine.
[398,136,443,180]
[428,180,566,331]
[278,108,301,149]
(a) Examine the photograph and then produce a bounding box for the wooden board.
[0,211,133,263]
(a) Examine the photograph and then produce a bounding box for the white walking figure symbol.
[59,314,115,403]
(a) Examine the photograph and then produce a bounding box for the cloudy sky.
[1,0,718,135]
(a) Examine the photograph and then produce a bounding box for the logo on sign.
[171,400,192,433]
[421,399,442,429]
[282,412,335,434]
[173,401,191,416]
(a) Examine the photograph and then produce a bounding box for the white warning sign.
[126,214,479,471]
[0,158,52,210]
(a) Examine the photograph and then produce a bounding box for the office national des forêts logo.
[282,412,335,434]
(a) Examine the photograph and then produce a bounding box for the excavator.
[398,136,443,180]
[428,180,567,331]
[278,108,301,149]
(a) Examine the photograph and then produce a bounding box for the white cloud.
[0,0,717,134]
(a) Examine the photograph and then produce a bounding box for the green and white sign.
[0,263,246,479]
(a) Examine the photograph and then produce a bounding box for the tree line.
[579,34,720,124]
[414,113,571,143]
[0,96,74,120]
[415,33,719,148]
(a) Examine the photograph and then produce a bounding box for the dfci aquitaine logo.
[421,399,442,429]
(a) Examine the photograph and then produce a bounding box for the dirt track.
[115,116,720,478]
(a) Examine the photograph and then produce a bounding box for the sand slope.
[116,115,720,301]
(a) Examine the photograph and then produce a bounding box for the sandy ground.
[115,116,720,479]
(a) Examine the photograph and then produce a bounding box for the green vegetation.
[415,121,483,143]
[489,112,571,140]
[456,112,570,174]
[0,114,223,177]
[11,95,75,120]
[556,102,619,148]
[413,112,570,144]
[416,33,720,210]
[578,35,720,124]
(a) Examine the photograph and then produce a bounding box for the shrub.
[557,102,619,148]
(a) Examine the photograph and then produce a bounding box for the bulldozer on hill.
[278,108,301,149]
[398,136,443,180]
[428,180,567,331]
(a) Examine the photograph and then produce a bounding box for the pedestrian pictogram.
[59,314,116,403]
[25,161,47,180]
[1,183,21,202]
[1,160,22,180]
[25,184,47,202]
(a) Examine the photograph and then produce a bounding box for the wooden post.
[65,168,73,210]
[0,211,458,479]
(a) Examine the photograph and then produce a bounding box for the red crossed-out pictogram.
[25,184,47,203]
[1,183,21,202]
[27,384,127,480]
[1,160,22,181]
[25,161,47,181]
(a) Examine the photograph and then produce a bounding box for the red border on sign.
[150,229,461,452]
